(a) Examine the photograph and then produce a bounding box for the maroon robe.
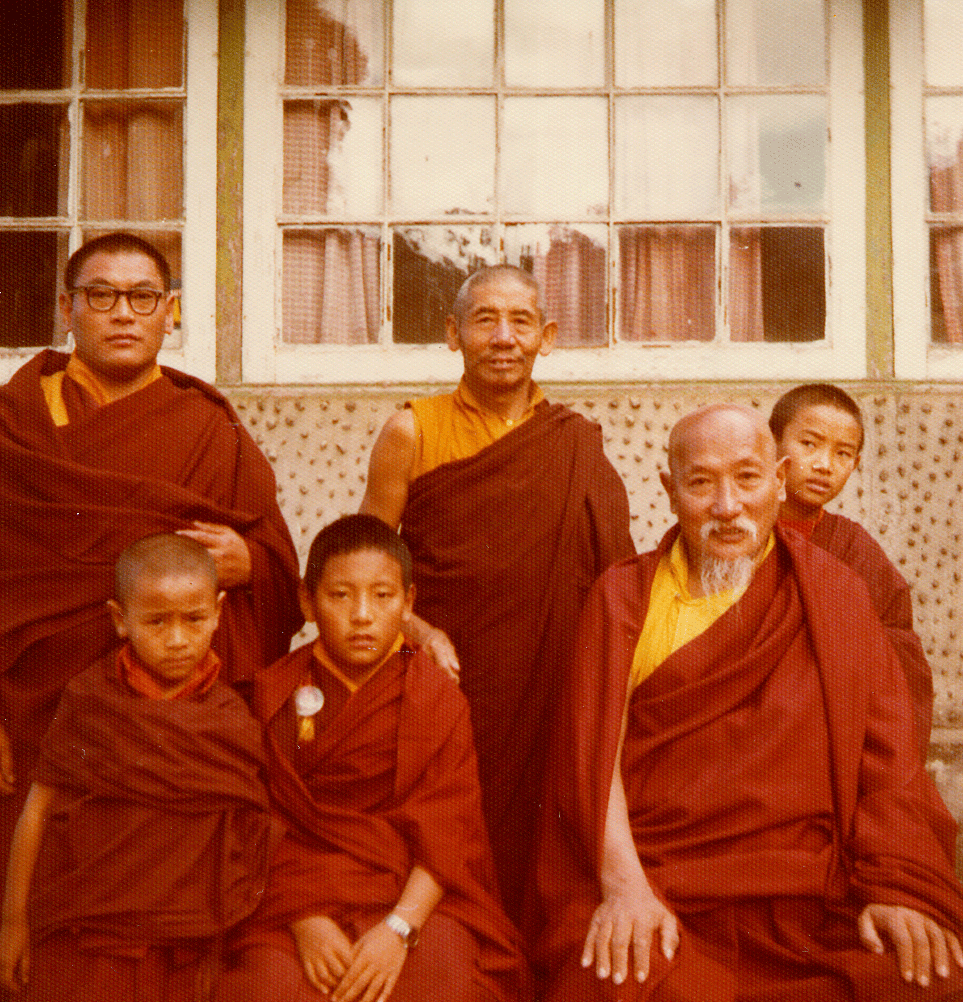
[805,511,933,758]
[0,350,302,879]
[399,400,634,921]
[535,526,963,1001]
[19,654,274,1001]
[229,642,528,1002]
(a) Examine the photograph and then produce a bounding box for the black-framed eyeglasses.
[69,285,166,316]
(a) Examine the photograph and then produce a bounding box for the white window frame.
[890,0,963,381]
[0,0,218,385]
[243,0,866,386]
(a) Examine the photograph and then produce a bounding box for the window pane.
[0,0,70,89]
[505,225,607,346]
[505,0,603,88]
[502,98,607,218]
[727,0,825,87]
[282,229,380,344]
[930,227,963,344]
[286,0,382,86]
[925,0,963,87]
[284,98,382,217]
[727,95,826,214]
[729,227,825,342]
[0,105,69,217]
[618,226,715,342]
[86,0,183,88]
[0,231,66,348]
[393,0,492,87]
[391,97,494,217]
[927,97,963,212]
[615,0,716,88]
[392,226,497,344]
[82,101,183,220]
[615,97,718,219]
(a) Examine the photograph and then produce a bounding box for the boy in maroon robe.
[770,383,932,755]
[216,514,528,1002]
[0,534,274,1001]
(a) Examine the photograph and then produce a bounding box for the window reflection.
[393,0,492,86]
[286,0,382,86]
[505,0,604,88]
[615,0,716,87]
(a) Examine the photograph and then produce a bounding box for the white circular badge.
[294,685,325,717]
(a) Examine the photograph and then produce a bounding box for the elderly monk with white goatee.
[533,404,963,1002]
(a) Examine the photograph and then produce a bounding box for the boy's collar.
[116,643,221,701]
[311,632,405,694]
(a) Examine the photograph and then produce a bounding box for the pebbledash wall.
[224,381,963,849]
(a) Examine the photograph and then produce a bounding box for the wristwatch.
[384,912,419,949]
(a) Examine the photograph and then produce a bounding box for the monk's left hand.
[177,522,252,588]
[859,903,963,987]
[332,921,407,1002]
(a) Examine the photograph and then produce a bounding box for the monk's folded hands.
[332,922,407,1002]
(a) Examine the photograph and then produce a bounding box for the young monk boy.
[770,383,933,756]
[0,534,274,1001]
[216,514,528,1002]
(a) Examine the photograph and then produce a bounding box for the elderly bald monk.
[533,404,963,1002]
[361,266,633,924]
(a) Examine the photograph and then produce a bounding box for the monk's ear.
[59,290,73,334]
[444,315,461,353]
[659,469,677,512]
[402,583,416,623]
[537,320,557,357]
[297,582,317,624]
[213,590,226,625]
[774,455,789,503]
[107,599,128,640]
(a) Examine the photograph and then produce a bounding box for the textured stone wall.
[226,382,963,738]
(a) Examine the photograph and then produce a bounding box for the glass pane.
[615,97,718,219]
[930,227,963,344]
[505,0,603,88]
[286,0,382,86]
[283,229,380,344]
[502,98,607,218]
[86,0,183,88]
[729,227,825,342]
[0,105,69,217]
[927,97,963,212]
[727,95,826,214]
[391,97,494,217]
[926,0,963,87]
[0,231,66,348]
[1,0,70,89]
[393,0,492,87]
[284,99,382,217]
[505,225,607,346]
[392,226,497,344]
[615,0,716,88]
[82,100,183,221]
[618,226,715,342]
[726,0,825,87]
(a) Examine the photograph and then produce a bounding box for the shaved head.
[667,404,778,477]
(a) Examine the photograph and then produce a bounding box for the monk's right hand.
[581,887,679,986]
[0,724,15,795]
[0,916,29,992]
[421,627,460,680]
[291,915,354,994]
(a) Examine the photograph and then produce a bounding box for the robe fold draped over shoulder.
[399,399,634,919]
[31,656,274,943]
[806,511,933,757]
[534,525,963,1000]
[236,643,528,1002]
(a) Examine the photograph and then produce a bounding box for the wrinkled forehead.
[670,408,777,475]
[464,273,540,315]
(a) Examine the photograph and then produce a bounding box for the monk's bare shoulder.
[360,407,418,529]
